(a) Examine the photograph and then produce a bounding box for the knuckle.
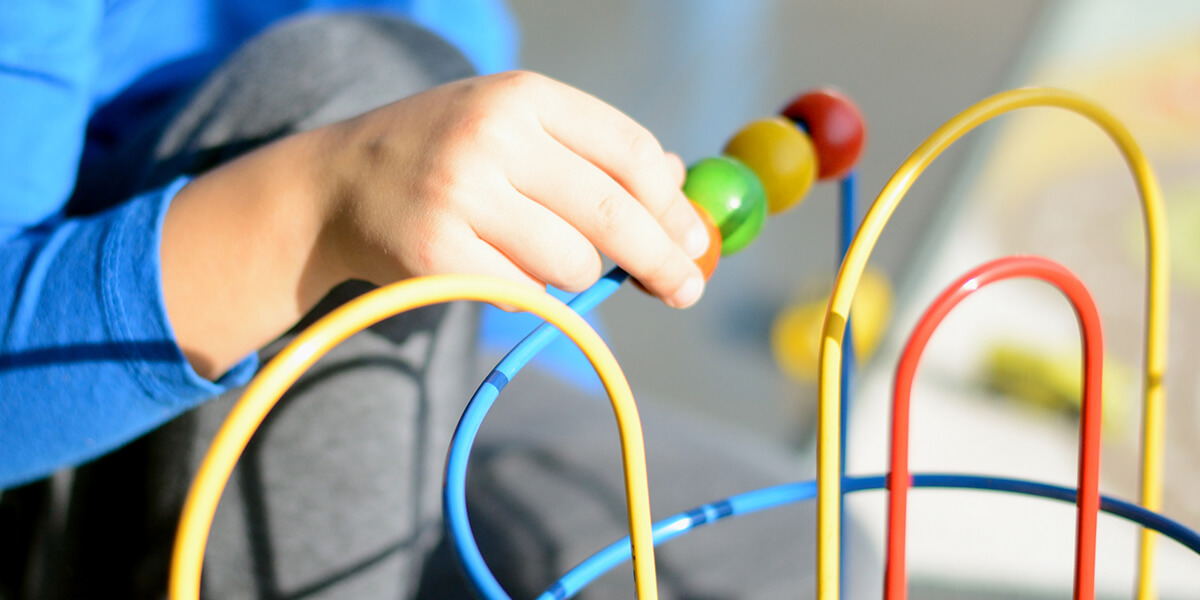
[507,69,547,88]
[625,128,662,164]
[446,105,497,143]
[594,191,627,236]
[488,70,546,99]
[664,152,686,183]
[665,195,699,231]
[411,232,442,274]
[412,160,459,206]
[640,250,680,292]
[552,242,600,290]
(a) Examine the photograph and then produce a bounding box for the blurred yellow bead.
[981,341,1135,440]
[771,267,893,382]
[722,117,817,214]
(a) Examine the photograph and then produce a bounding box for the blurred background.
[498,1,1200,598]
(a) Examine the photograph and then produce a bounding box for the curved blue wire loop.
[539,474,1200,600]
[444,267,629,600]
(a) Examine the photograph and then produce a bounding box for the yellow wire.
[815,87,1168,600]
[168,275,661,600]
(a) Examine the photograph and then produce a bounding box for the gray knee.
[150,12,477,178]
[246,12,479,130]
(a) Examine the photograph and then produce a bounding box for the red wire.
[884,256,1104,600]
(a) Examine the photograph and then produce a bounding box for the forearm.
[162,127,341,380]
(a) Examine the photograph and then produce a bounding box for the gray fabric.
[140,12,476,191]
[6,11,881,600]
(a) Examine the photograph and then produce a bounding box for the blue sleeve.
[0,0,102,238]
[408,0,519,75]
[0,179,258,489]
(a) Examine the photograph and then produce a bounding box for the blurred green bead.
[682,156,767,255]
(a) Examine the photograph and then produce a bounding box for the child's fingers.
[469,186,602,293]
[508,136,704,308]
[424,227,545,289]
[656,191,712,260]
[533,82,710,264]
[430,229,546,311]
[664,152,687,187]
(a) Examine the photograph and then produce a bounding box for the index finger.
[527,75,711,261]
[507,135,706,308]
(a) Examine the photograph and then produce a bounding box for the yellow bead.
[770,267,893,382]
[722,117,817,214]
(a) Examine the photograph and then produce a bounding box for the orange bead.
[690,201,722,280]
[722,117,817,214]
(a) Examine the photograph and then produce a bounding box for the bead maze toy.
[168,86,1198,600]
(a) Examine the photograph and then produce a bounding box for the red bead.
[781,88,866,180]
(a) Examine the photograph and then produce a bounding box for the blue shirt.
[0,0,516,487]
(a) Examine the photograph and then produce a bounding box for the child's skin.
[161,71,711,380]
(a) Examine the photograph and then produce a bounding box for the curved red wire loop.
[885,256,1104,600]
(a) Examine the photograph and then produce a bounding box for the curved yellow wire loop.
[816,87,1168,600]
[168,275,661,600]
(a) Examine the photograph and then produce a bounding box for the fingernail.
[670,275,704,308]
[684,219,710,259]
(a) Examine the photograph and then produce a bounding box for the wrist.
[281,125,353,299]
[303,116,405,289]
[161,127,345,379]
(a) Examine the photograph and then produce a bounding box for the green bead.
[682,156,767,255]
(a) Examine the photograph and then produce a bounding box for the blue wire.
[538,480,818,600]
[837,170,857,588]
[838,172,857,467]
[538,473,1200,600]
[444,267,629,600]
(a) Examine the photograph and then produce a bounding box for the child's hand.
[313,71,711,308]
[163,71,708,379]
